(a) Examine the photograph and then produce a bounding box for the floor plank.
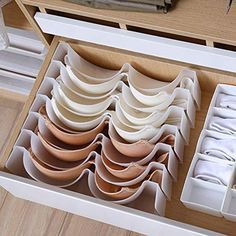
[0,193,66,236]
[59,213,142,236]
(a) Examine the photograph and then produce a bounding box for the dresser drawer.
[1,18,236,235]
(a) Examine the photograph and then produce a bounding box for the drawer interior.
[2,37,236,235]
[0,89,25,156]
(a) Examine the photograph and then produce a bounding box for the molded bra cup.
[117,96,166,126]
[30,130,86,170]
[59,64,124,101]
[108,122,155,157]
[95,171,139,200]
[119,80,193,128]
[100,151,168,180]
[49,96,110,131]
[128,69,197,107]
[54,80,118,115]
[108,122,174,158]
[95,156,165,186]
[110,105,182,143]
[101,136,169,168]
[38,107,107,146]
[52,81,118,117]
[65,45,129,81]
[120,86,188,121]
[128,65,193,94]
[29,148,94,181]
[100,151,147,179]
[110,111,159,143]
[115,102,182,129]
[94,170,163,200]
[66,64,127,94]
[37,118,100,161]
[22,144,97,187]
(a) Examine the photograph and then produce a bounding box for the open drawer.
[1,27,236,235]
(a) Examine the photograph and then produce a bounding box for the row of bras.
[64,44,200,107]
[8,143,170,214]
[6,110,175,206]
[60,45,200,109]
[47,66,197,143]
[6,89,179,207]
[30,93,184,162]
[55,62,195,116]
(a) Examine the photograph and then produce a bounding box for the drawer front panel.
[34,12,236,74]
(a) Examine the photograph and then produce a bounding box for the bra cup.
[110,112,158,143]
[30,127,85,170]
[108,122,154,158]
[59,66,124,100]
[37,124,99,162]
[29,147,94,181]
[50,97,109,131]
[128,65,169,94]
[100,152,146,180]
[22,149,90,187]
[65,47,123,80]
[95,172,138,200]
[39,112,107,146]
[53,82,112,117]
[57,82,117,115]
[66,65,125,94]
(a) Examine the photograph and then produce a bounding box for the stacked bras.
[6,42,201,215]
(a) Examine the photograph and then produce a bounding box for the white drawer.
[1,14,236,236]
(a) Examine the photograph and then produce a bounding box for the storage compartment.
[182,84,236,224]
[1,37,236,235]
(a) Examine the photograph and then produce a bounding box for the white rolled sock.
[216,93,236,110]
[202,137,236,161]
[194,160,233,186]
[209,116,236,135]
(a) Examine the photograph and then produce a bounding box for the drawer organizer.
[5,41,200,217]
[181,84,236,222]
[2,32,236,235]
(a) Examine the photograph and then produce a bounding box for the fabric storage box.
[181,84,236,224]
[1,15,236,235]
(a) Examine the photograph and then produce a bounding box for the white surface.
[35,12,236,74]
[0,48,43,77]
[181,84,236,221]
[0,172,222,236]
[7,27,46,56]
[0,69,34,95]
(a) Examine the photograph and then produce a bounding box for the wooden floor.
[0,93,141,236]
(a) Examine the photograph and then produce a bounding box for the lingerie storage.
[6,42,200,215]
